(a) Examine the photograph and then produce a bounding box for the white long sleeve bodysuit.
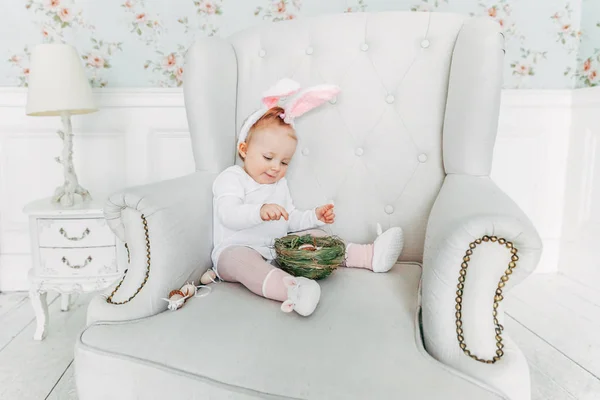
[211,165,325,271]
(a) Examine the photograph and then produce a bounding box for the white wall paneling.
[0,88,579,291]
[147,129,195,182]
[492,90,573,274]
[558,87,600,286]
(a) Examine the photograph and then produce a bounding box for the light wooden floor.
[0,274,599,399]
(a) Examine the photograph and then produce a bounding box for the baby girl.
[211,79,404,317]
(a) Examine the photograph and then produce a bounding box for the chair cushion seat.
[77,263,501,399]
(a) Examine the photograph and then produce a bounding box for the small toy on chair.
[200,268,218,285]
[162,281,212,311]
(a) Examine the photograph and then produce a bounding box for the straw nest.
[274,234,345,280]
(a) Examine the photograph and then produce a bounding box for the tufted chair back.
[183,11,504,261]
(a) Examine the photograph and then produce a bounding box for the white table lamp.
[26,43,98,207]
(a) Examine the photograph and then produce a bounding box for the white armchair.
[74,11,542,400]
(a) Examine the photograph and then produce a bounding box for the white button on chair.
[421,39,430,48]
[360,43,369,51]
[355,147,364,156]
[258,49,266,57]
[385,205,394,214]
[302,148,309,156]
[418,153,428,163]
[386,95,395,104]
[329,96,337,104]
[306,47,314,55]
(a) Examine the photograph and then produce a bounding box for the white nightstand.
[23,197,124,340]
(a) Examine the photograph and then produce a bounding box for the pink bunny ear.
[262,78,301,108]
[282,84,340,123]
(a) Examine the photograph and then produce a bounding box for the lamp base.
[52,182,91,207]
[52,112,92,207]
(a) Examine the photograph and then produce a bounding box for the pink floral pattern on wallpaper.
[511,48,547,79]
[82,39,123,88]
[567,14,599,87]
[411,0,448,12]
[4,0,596,89]
[178,0,223,36]
[193,0,224,16]
[11,0,122,87]
[122,0,164,47]
[7,47,31,87]
[345,0,367,13]
[472,0,523,41]
[255,0,302,21]
[144,46,186,87]
[143,0,223,87]
[25,0,93,41]
[471,1,546,88]
[566,51,600,87]
[551,3,582,54]
[554,3,590,86]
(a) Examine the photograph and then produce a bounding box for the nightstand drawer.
[38,247,118,277]
[37,218,115,248]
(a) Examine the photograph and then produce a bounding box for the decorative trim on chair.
[106,214,151,305]
[455,235,519,364]
[125,242,131,264]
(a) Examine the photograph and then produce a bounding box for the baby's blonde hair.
[245,106,297,144]
[238,106,297,160]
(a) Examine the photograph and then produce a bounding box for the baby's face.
[240,126,297,184]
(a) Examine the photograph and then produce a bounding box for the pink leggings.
[217,229,373,302]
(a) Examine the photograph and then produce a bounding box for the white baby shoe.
[281,276,321,316]
[372,223,404,273]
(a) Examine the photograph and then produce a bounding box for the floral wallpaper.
[1,0,597,89]
[572,0,600,87]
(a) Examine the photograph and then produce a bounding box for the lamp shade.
[26,43,97,116]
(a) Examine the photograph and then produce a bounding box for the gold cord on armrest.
[125,242,130,264]
[455,235,519,364]
[106,214,151,305]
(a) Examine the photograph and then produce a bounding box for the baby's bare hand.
[260,204,289,221]
[316,204,335,224]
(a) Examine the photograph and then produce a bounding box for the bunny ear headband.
[237,78,340,147]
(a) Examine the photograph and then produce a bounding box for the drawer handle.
[61,255,92,269]
[59,227,90,241]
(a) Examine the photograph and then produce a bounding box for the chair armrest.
[86,171,217,324]
[422,174,542,400]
